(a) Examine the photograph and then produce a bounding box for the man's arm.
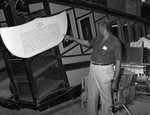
[64,35,91,47]
[112,59,121,92]
[114,59,121,80]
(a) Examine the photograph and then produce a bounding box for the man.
[64,20,122,115]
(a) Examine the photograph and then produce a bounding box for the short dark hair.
[101,20,112,33]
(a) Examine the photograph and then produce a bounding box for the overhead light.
[142,0,150,5]
[112,24,118,27]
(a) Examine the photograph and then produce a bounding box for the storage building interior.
[0,0,150,115]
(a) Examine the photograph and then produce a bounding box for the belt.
[91,62,112,66]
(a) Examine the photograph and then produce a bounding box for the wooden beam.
[46,0,148,23]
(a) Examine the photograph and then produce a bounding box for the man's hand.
[64,35,73,42]
[111,79,119,92]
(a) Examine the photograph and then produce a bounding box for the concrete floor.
[47,95,150,115]
[0,78,150,115]
[0,95,150,115]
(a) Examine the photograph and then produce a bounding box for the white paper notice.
[0,11,67,58]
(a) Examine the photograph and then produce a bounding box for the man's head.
[98,20,112,36]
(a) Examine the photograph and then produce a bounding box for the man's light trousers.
[87,63,114,115]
